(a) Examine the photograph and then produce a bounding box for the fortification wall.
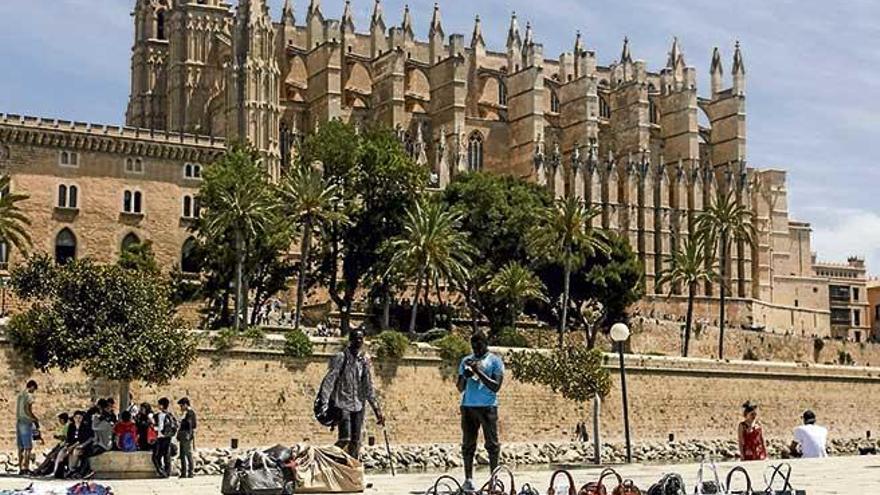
[1,340,878,450]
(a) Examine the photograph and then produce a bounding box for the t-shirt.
[459,352,504,407]
[15,391,33,424]
[793,424,828,458]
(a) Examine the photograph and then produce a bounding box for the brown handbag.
[547,470,577,495]
[480,465,517,495]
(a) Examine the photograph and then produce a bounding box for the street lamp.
[610,322,633,464]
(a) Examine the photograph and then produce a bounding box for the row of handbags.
[426,462,804,495]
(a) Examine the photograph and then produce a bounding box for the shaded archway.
[55,228,77,265]
[181,237,201,274]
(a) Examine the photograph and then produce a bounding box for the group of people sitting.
[33,394,197,479]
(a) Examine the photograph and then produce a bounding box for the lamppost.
[610,322,633,463]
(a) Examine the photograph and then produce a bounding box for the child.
[113,411,138,452]
[54,413,71,444]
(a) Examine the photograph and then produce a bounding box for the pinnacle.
[620,36,632,63]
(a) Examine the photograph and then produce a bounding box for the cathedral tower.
[126,0,172,130]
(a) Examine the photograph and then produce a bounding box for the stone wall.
[2,339,880,451]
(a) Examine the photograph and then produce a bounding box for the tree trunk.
[592,394,602,464]
[119,381,131,415]
[559,264,571,349]
[684,281,695,357]
[719,234,728,360]
[382,292,391,330]
[233,230,244,331]
[294,219,313,330]
[408,267,426,336]
[466,285,479,334]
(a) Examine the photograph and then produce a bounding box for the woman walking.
[737,401,767,461]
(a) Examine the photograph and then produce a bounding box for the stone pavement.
[0,455,875,494]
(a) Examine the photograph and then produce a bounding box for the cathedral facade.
[0,0,871,341]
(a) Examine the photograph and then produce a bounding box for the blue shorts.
[16,421,33,450]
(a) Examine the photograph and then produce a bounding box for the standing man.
[152,397,177,477]
[790,410,828,458]
[15,380,39,476]
[319,329,384,459]
[176,397,197,478]
[457,331,504,492]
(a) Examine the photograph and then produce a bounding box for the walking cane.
[382,426,396,477]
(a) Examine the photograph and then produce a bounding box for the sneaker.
[462,479,476,493]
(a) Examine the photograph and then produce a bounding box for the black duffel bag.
[314,354,348,427]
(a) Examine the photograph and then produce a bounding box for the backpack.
[162,412,179,437]
[119,431,137,452]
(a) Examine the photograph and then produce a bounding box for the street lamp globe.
[610,322,630,342]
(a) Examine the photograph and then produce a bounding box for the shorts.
[16,421,33,450]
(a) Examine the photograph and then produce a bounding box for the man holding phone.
[457,331,504,492]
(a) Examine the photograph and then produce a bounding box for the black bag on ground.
[240,451,285,495]
[33,444,64,477]
[763,463,806,495]
[725,466,753,495]
[646,473,686,495]
[314,354,348,427]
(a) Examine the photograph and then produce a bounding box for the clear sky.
[1,0,878,274]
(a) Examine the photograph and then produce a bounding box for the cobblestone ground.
[0,455,875,494]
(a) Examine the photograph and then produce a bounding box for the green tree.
[0,175,31,256]
[118,239,160,274]
[486,262,546,332]
[199,145,284,330]
[529,196,607,348]
[279,162,343,330]
[442,173,552,334]
[656,237,717,357]
[306,123,426,333]
[388,200,472,336]
[8,255,197,412]
[695,190,756,359]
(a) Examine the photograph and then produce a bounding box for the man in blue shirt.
[457,331,504,491]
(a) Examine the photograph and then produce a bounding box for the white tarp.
[289,444,365,493]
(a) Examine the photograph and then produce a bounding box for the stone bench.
[90,451,168,479]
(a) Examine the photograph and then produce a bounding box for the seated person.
[65,411,94,478]
[113,411,138,452]
[790,410,828,458]
[53,413,70,444]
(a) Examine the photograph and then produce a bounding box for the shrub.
[838,351,854,366]
[284,329,313,358]
[211,327,238,352]
[494,327,531,348]
[435,334,471,365]
[508,346,611,402]
[373,331,410,360]
[420,328,450,343]
[742,348,759,361]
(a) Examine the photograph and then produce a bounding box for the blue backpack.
[119,431,137,452]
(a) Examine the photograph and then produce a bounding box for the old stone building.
[0,0,870,340]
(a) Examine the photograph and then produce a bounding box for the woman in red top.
[737,401,767,461]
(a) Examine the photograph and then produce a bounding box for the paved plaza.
[0,455,875,494]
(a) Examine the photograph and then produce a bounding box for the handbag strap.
[763,463,793,491]
[489,465,517,495]
[598,467,623,489]
[725,467,752,494]
[696,456,723,493]
[429,475,463,495]
[548,469,577,495]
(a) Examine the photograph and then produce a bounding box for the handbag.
[695,456,723,494]
[221,457,245,495]
[763,463,806,495]
[314,353,348,427]
[725,466,753,495]
[240,451,285,495]
[520,484,540,495]
[547,470,577,495]
[646,473,685,495]
[481,465,517,495]
[581,468,641,495]
[425,474,464,495]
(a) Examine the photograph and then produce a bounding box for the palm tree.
[529,196,607,349]
[486,262,547,332]
[204,150,279,331]
[388,200,473,336]
[0,175,31,258]
[695,190,756,359]
[656,237,717,357]
[280,163,343,330]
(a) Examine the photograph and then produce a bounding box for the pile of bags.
[0,482,113,495]
[425,460,806,495]
[222,444,364,495]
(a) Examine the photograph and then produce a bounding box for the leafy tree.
[198,145,286,330]
[442,173,552,334]
[118,239,160,274]
[373,331,411,360]
[307,123,427,333]
[279,162,343,330]
[388,200,472,336]
[0,175,31,256]
[8,255,197,411]
[529,196,607,348]
[656,237,717,357]
[534,232,644,349]
[486,262,546,332]
[695,190,756,359]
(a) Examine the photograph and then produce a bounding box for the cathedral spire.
[281,0,295,26]
[342,0,354,31]
[574,30,583,55]
[307,0,321,19]
[471,14,484,48]
[710,46,724,96]
[667,36,684,69]
[401,4,414,36]
[371,0,385,28]
[620,36,633,63]
[523,21,533,47]
[429,3,443,38]
[507,11,521,48]
[732,41,745,75]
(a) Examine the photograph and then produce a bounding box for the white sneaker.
[461,479,476,493]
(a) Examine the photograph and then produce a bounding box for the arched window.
[498,80,508,106]
[58,185,68,208]
[68,185,78,209]
[123,190,144,214]
[123,190,132,212]
[134,191,142,213]
[467,132,484,171]
[599,95,611,119]
[649,100,660,124]
[183,196,192,218]
[550,91,560,113]
[0,241,8,269]
[184,163,202,179]
[55,228,76,265]
[156,10,166,40]
[181,237,200,274]
[121,232,141,252]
